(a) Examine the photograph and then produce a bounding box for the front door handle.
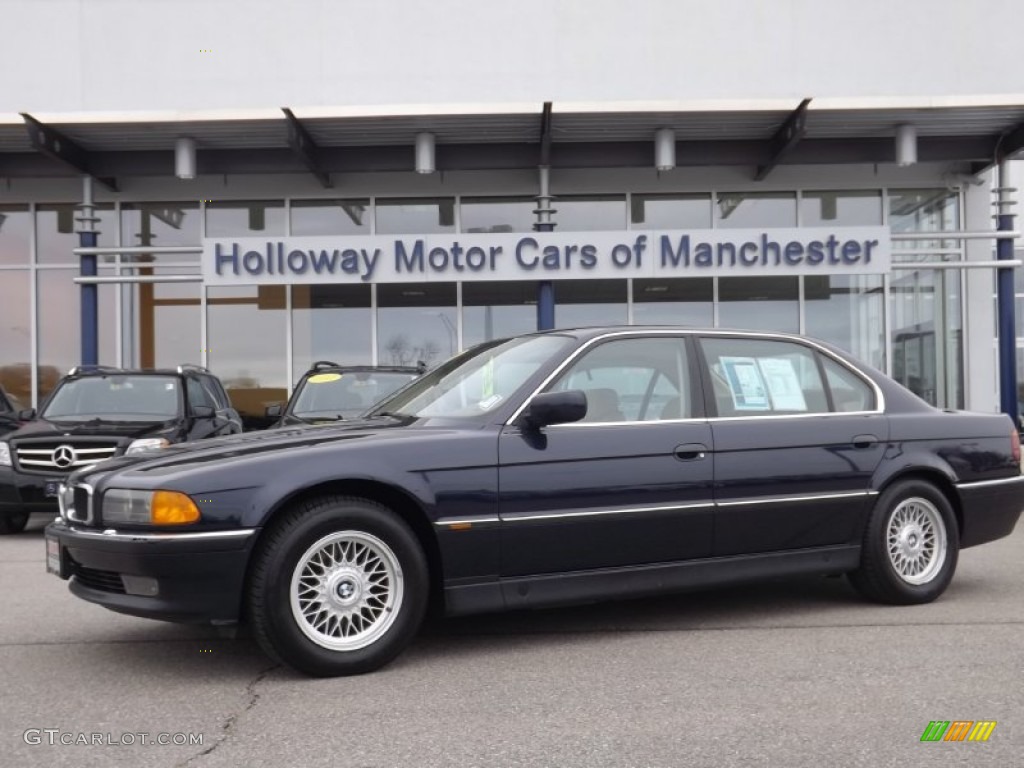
[852,434,879,449]
[674,443,708,461]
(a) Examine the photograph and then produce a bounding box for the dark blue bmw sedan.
[45,327,1024,676]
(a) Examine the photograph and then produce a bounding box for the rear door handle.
[674,443,708,461]
[852,434,879,449]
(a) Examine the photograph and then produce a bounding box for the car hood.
[5,417,178,441]
[69,415,469,484]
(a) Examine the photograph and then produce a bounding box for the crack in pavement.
[176,662,280,768]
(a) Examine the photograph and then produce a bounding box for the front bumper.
[45,520,258,624]
[956,475,1024,548]
[0,466,60,515]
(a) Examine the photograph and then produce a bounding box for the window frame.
[695,334,879,419]
[541,334,704,425]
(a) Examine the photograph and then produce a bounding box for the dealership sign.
[201,227,890,285]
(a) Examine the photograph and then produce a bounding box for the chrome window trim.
[504,329,885,428]
[955,475,1024,489]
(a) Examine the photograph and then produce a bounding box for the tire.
[247,495,429,677]
[0,512,30,535]
[848,479,959,605]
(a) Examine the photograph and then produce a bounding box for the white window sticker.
[757,357,807,411]
[720,356,770,411]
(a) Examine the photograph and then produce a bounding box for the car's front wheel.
[247,496,428,676]
[848,479,959,604]
[0,512,29,535]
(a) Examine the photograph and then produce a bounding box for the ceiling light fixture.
[654,127,676,171]
[415,132,436,174]
[175,137,197,179]
[895,124,917,167]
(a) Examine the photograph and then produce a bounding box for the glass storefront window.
[37,269,117,403]
[460,197,535,233]
[376,198,456,235]
[889,189,959,233]
[890,269,963,408]
[715,192,796,228]
[804,275,886,371]
[801,190,882,226]
[37,203,116,264]
[630,194,712,229]
[553,279,627,327]
[718,276,799,332]
[206,201,286,237]
[0,269,31,407]
[632,278,713,326]
[291,199,371,235]
[206,285,288,428]
[121,203,201,264]
[377,283,457,367]
[462,282,538,347]
[292,284,372,380]
[556,196,626,231]
[120,267,202,370]
[0,205,31,264]
[889,188,961,261]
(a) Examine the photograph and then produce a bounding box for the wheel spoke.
[289,529,405,652]
[885,497,948,586]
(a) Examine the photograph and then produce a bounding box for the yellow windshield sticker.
[308,373,342,384]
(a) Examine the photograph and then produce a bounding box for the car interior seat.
[657,396,686,420]
[582,388,625,422]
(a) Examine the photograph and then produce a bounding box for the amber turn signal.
[150,490,201,525]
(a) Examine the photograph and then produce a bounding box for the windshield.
[42,375,182,422]
[369,335,574,419]
[290,371,420,419]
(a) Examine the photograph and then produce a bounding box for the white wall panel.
[1,0,1022,115]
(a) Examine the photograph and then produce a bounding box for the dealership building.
[1,1,1023,426]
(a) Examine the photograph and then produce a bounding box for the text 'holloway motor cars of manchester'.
[44,327,1024,676]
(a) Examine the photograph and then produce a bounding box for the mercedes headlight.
[125,438,171,455]
[103,489,200,525]
[0,442,11,467]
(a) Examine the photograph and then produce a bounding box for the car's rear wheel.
[0,512,29,535]
[848,479,958,604]
[247,496,428,676]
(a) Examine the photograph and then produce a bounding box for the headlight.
[103,489,200,525]
[0,442,10,467]
[125,438,171,455]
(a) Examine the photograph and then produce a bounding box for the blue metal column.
[78,176,100,366]
[995,160,1018,427]
[534,165,556,330]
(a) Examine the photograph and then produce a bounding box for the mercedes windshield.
[41,375,183,422]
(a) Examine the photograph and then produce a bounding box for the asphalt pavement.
[1,513,1021,768]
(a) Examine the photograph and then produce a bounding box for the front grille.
[14,440,120,474]
[71,562,126,594]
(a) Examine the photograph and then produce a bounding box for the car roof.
[62,365,210,378]
[530,325,812,343]
[302,363,423,375]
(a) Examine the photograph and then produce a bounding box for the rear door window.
[699,337,829,416]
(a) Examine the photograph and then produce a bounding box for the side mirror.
[520,390,587,430]
[17,408,36,421]
[264,404,283,419]
[191,405,215,419]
